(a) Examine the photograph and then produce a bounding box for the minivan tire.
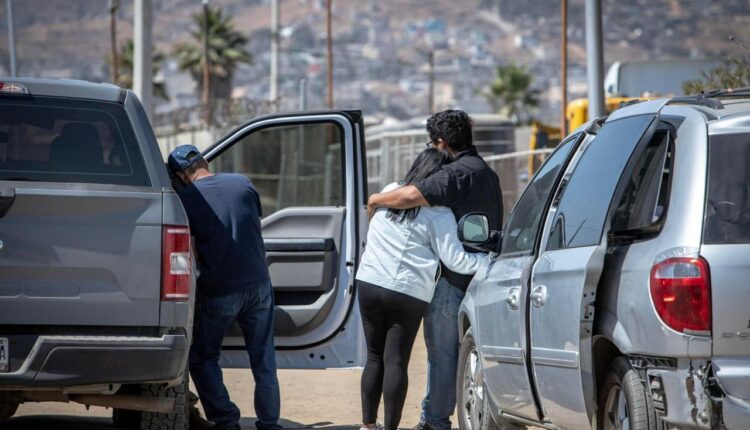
[0,391,19,422]
[457,328,523,430]
[597,356,655,430]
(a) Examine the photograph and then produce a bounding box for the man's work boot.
[188,390,215,429]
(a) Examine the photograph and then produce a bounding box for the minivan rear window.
[704,133,750,244]
[0,96,150,186]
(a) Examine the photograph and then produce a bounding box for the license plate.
[0,338,7,372]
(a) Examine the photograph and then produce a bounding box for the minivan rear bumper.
[0,334,187,388]
[713,358,750,429]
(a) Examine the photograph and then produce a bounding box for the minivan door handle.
[0,187,16,219]
[531,285,548,308]
[505,287,521,310]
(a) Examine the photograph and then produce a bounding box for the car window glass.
[611,127,672,232]
[500,134,578,256]
[546,115,654,251]
[0,96,150,186]
[212,122,343,217]
[704,133,750,244]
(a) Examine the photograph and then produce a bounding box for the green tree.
[483,63,540,123]
[110,39,169,101]
[174,5,252,100]
[683,56,750,94]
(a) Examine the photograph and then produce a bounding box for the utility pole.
[561,0,568,135]
[269,0,279,109]
[299,78,307,111]
[326,0,333,109]
[133,0,153,117]
[5,0,16,77]
[585,0,605,119]
[427,50,435,114]
[109,0,120,84]
[202,0,212,124]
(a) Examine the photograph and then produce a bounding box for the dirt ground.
[1,328,459,430]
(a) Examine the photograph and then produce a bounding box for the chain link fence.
[365,126,553,220]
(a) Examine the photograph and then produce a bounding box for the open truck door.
[203,111,368,369]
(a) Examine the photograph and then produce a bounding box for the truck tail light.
[162,225,191,301]
[650,257,711,334]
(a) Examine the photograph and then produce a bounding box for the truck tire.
[457,328,523,430]
[0,391,19,422]
[139,373,189,430]
[597,356,655,430]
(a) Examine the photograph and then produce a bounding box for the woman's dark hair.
[387,148,451,223]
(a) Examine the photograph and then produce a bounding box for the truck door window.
[211,122,343,217]
[547,115,654,251]
[500,134,578,256]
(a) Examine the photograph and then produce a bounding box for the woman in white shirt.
[356,148,484,430]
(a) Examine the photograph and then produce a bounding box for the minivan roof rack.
[666,95,724,110]
[700,87,750,98]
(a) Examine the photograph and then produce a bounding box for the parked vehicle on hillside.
[455,93,750,430]
[0,78,368,429]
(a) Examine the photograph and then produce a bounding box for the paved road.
[1,328,458,430]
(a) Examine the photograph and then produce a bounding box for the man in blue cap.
[168,145,282,430]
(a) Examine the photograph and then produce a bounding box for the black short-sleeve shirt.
[414,147,503,290]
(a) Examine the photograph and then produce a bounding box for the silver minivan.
[456,94,750,430]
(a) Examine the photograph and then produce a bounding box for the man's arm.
[367,185,428,218]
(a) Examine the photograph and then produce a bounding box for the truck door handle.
[505,287,521,310]
[531,285,548,308]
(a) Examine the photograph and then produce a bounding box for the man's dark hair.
[387,148,451,223]
[426,109,473,152]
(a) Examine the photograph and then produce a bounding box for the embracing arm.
[429,212,483,275]
[367,185,428,218]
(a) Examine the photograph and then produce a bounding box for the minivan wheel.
[597,357,654,430]
[0,391,20,421]
[139,372,189,430]
[457,329,522,430]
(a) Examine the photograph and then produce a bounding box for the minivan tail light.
[162,225,191,301]
[649,257,711,334]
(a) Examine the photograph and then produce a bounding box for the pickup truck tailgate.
[0,184,163,326]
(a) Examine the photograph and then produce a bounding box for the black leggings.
[357,280,427,430]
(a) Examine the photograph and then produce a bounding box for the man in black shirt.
[367,110,503,430]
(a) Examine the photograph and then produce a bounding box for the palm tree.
[111,39,169,101]
[483,63,540,124]
[174,5,252,101]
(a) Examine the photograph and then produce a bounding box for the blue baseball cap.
[168,144,204,173]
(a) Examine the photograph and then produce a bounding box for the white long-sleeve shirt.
[356,183,484,302]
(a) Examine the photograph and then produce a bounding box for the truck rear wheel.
[0,391,20,421]
[139,373,189,430]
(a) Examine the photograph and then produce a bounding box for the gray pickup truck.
[0,78,194,429]
[0,78,372,429]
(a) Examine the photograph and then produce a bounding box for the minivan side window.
[610,124,674,233]
[547,115,654,251]
[704,133,750,244]
[500,134,579,256]
[212,122,343,217]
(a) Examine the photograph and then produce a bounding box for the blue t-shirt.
[177,173,270,296]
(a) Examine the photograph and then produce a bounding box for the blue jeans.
[189,284,282,430]
[421,278,465,430]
